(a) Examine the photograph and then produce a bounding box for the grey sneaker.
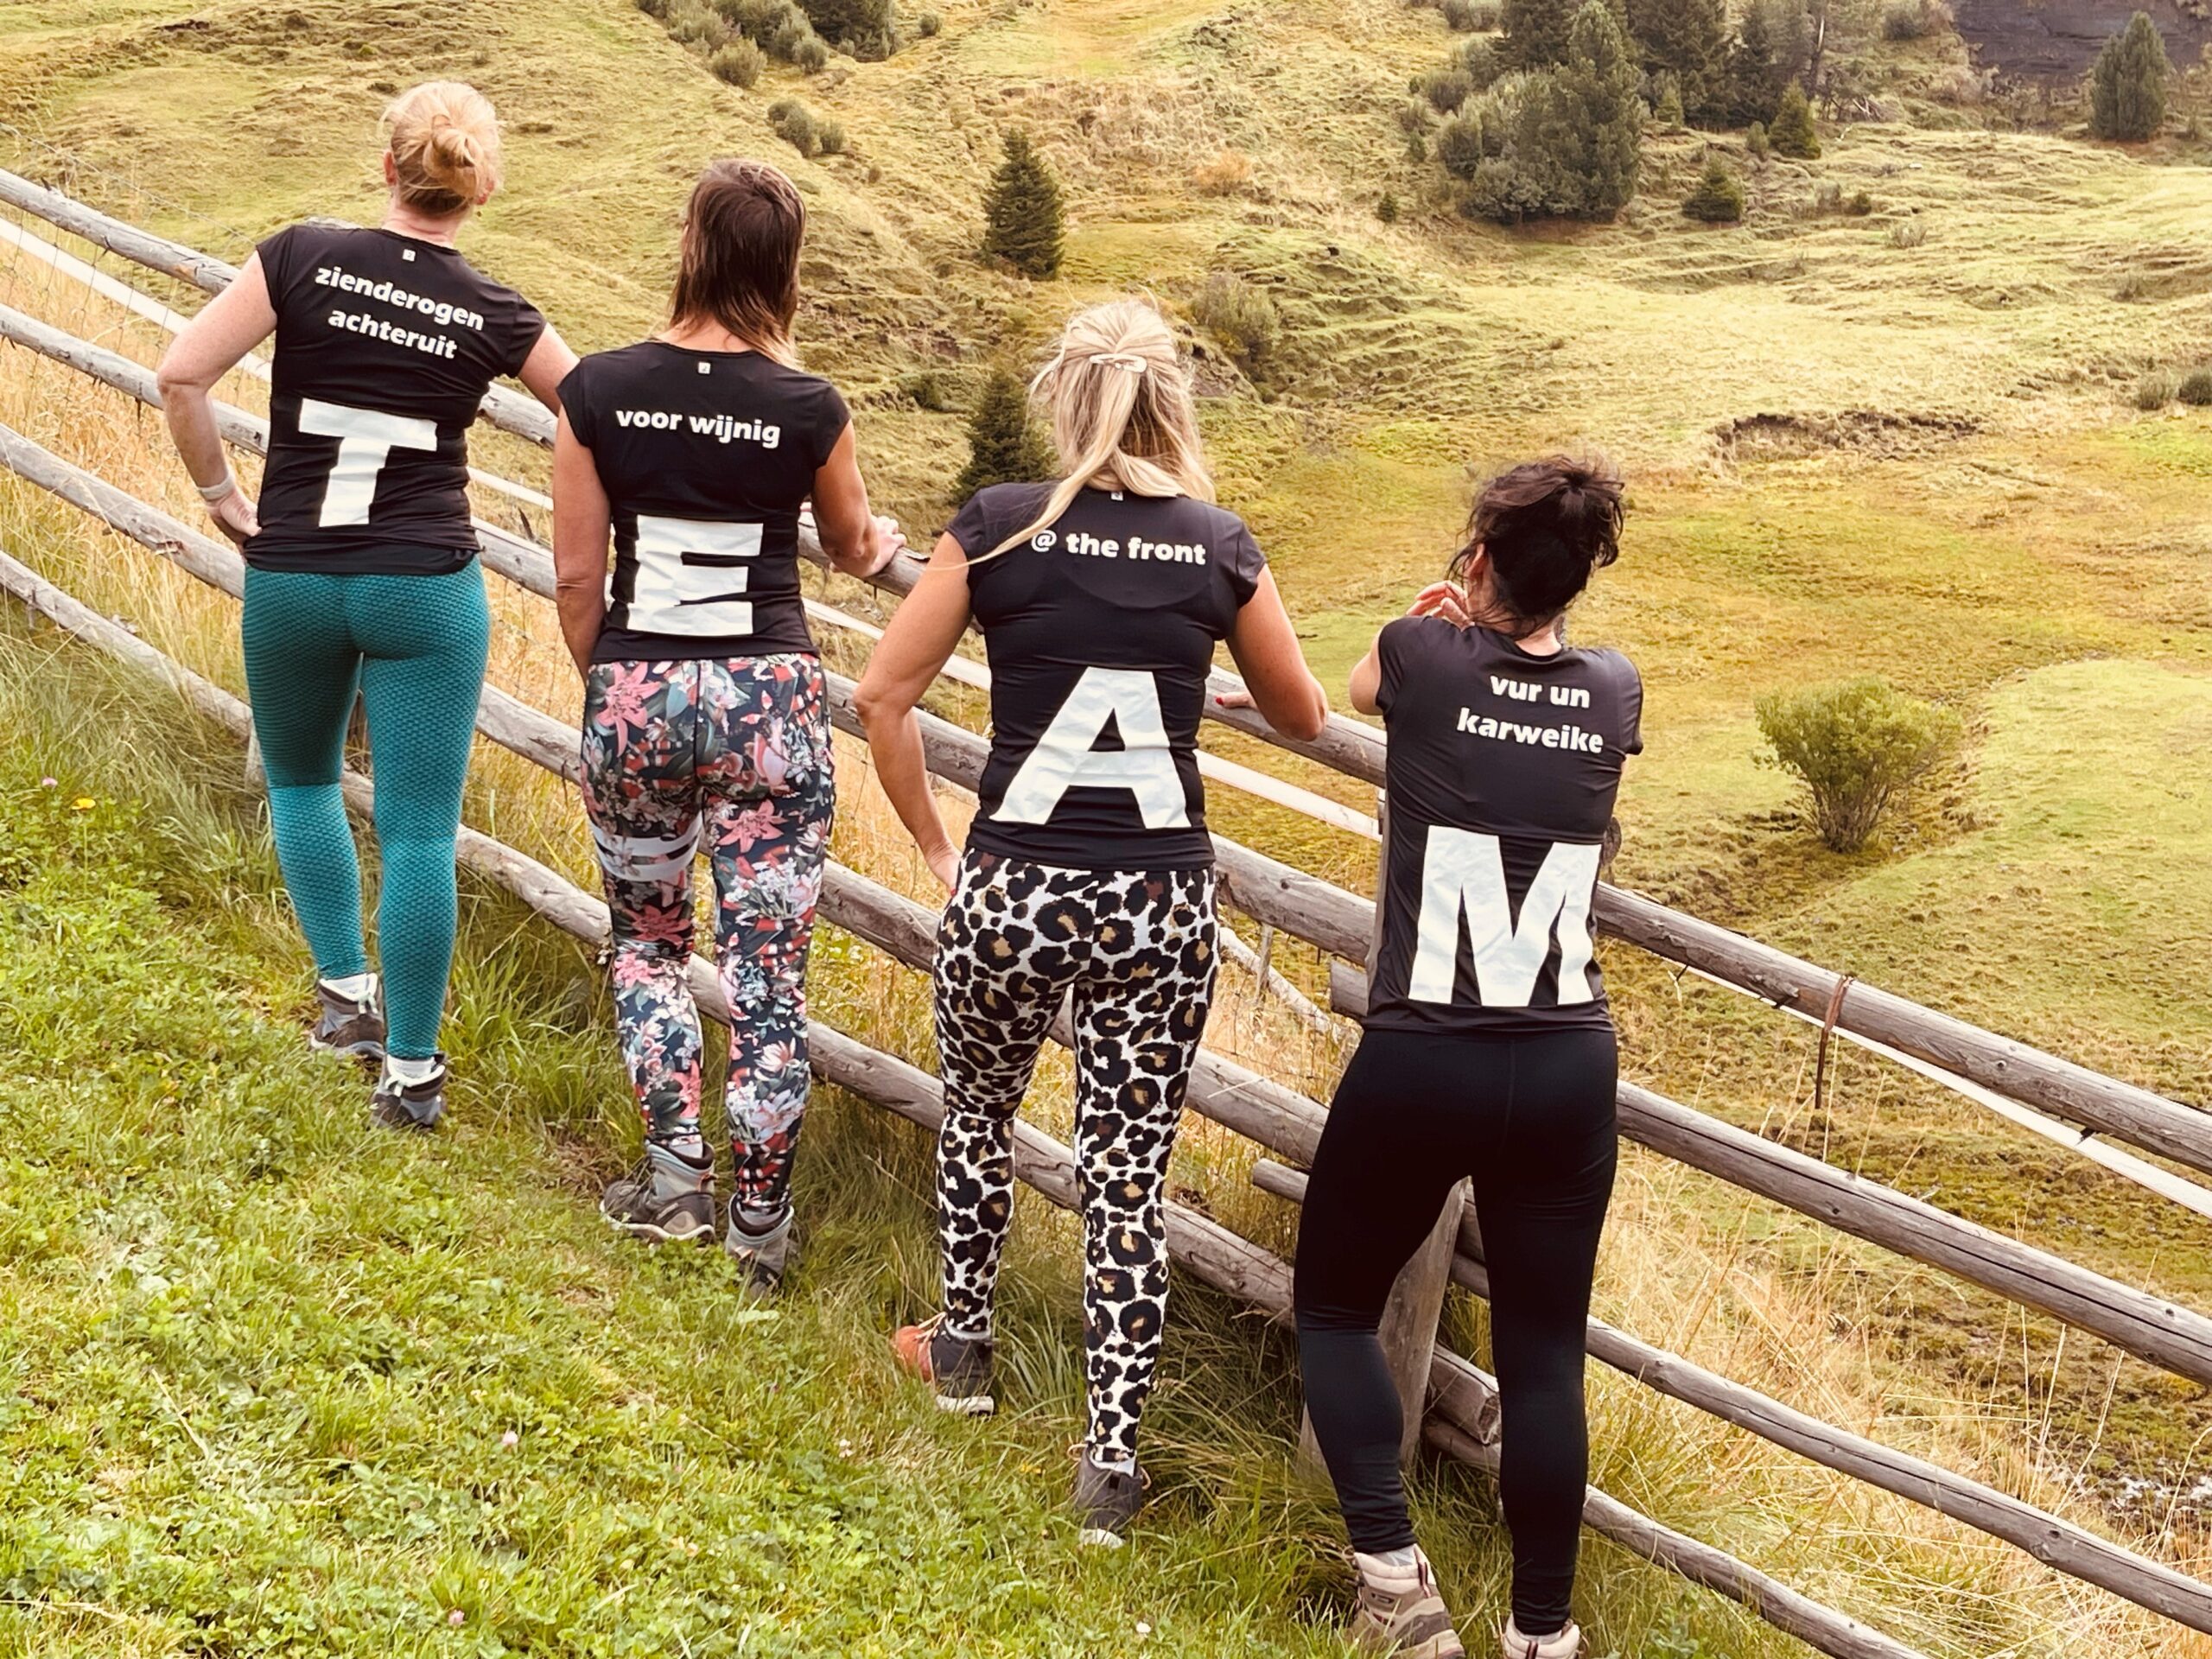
[601,1142,717,1243]
[369,1059,446,1132]
[724,1204,796,1292]
[1071,1450,1150,1548]
[1499,1619,1580,1659]
[891,1313,995,1416]
[310,977,385,1063]
[1351,1550,1466,1657]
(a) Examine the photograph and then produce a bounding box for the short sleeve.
[944,489,1000,558]
[558,359,598,449]
[499,292,547,378]
[1613,654,1645,757]
[1220,517,1267,607]
[1374,614,1441,716]
[255,225,304,302]
[809,379,852,471]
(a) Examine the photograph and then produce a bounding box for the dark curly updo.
[1448,454,1624,637]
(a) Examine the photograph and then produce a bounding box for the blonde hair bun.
[384,81,502,216]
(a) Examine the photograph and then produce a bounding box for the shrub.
[916,7,941,33]
[1890,218,1927,248]
[2089,11,2170,142]
[1845,188,1874,214]
[1881,0,1950,40]
[1437,109,1490,176]
[1682,154,1745,219]
[1461,35,1503,84]
[1654,72,1686,125]
[1377,189,1402,221]
[956,365,1054,497]
[2180,367,2212,405]
[1746,118,1770,156]
[815,115,847,153]
[2134,368,2178,410]
[1451,7,1643,223]
[1192,148,1254,195]
[1756,677,1961,853]
[900,368,953,411]
[799,0,895,56]
[982,130,1065,278]
[1423,66,1478,111]
[1443,0,1501,28]
[1192,271,1282,377]
[709,37,766,84]
[670,1,733,46]
[1397,98,1436,133]
[1770,81,1819,156]
[1408,130,1430,161]
[1628,0,1727,121]
[767,98,818,153]
[794,33,830,69]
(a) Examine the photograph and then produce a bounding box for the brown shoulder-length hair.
[1449,454,1624,636]
[668,159,804,367]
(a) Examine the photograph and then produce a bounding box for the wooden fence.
[3,168,2211,1656]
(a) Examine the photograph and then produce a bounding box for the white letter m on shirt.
[1408,826,1600,1008]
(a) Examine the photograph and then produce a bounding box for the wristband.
[196,474,238,505]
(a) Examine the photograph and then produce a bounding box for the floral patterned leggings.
[581,654,834,1215]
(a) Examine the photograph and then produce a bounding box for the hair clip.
[1091,351,1149,375]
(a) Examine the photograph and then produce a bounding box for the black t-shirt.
[948,482,1268,870]
[1363,618,1643,1035]
[245,221,545,575]
[561,342,851,663]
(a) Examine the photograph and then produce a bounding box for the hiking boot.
[724,1203,796,1293]
[1071,1449,1150,1548]
[1500,1620,1580,1659]
[1351,1549,1465,1658]
[601,1142,717,1243]
[370,1058,447,1133]
[890,1313,995,1416]
[310,976,385,1064]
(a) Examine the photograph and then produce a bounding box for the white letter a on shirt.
[993,667,1189,829]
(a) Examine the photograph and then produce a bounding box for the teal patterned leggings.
[240,563,491,1061]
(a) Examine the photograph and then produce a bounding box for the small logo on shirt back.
[1032,530,1058,550]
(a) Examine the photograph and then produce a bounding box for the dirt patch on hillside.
[1952,0,2212,83]
[1713,410,1980,462]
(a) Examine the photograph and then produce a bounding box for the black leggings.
[1294,1027,1617,1637]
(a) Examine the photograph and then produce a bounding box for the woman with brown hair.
[1294,457,1642,1659]
[552,158,901,1284]
[158,81,575,1131]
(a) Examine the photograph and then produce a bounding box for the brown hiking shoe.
[310,977,385,1064]
[891,1313,995,1416]
[1500,1619,1580,1659]
[1351,1551,1465,1658]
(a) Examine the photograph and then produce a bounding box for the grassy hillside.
[3,0,2212,1649]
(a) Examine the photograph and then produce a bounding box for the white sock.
[384,1054,443,1087]
[1090,1448,1138,1476]
[1355,1545,1427,1592]
[940,1316,990,1344]
[321,972,377,1004]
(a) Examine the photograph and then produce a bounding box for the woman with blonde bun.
[159,81,575,1131]
[856,297,1328,1546]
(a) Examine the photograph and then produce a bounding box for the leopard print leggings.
[932,850,1220,1464]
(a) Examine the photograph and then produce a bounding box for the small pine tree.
[1682,152,1745,219]
[956,366,1054,498]
[1770,81,1820,156]
[1552,0,1645,217]
[1746,118,1770,156]
[1502,0,1578,68]
[1655,72,1686,125]
[982,130,1065,279]
[2089,11,2171,142]
[1376,189,1402,221]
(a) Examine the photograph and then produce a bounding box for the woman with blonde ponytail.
[856,298,1327,1545]
[158,81,575,1132]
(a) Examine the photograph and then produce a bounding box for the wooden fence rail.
[0,538,1943,1659]
[8,416,2212,1633]
[0,221,2202,1176]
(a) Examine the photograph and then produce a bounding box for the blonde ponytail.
[384,81,503,216]
[984,298,1215,560]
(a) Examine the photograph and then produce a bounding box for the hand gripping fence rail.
[6,175,2212,1651]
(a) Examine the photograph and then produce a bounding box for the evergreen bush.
[2180,366,2212,405]
[1682,153,1745,219]
[709,38,766,85]
[982,130,1065,278]
[1770,81,1820,156]
[1757,677,1961,853]
[1192,273,1282,378]
[956,365,1055,497]
[2089,12,2171,142]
